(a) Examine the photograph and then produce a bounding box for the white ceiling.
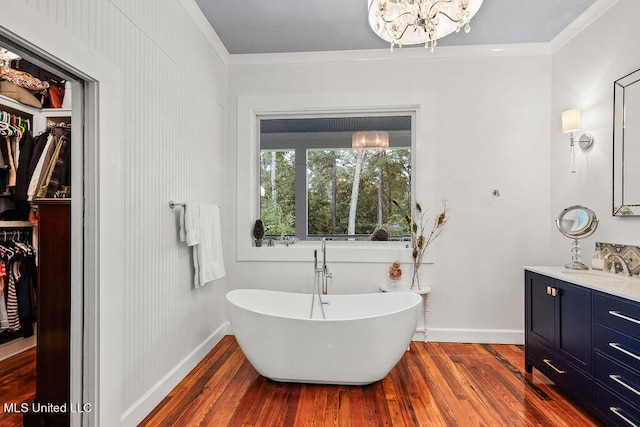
[194,0,598,55]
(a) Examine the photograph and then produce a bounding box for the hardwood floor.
[0,347,36,427]
[141,336,604,426]
[0,337,606,426]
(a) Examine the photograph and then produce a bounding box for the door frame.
[0,29,102,426]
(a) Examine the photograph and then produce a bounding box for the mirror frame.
[556,205,599,239]
[613,67,640,216]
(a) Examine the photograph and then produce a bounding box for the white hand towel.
[183,204,225,288]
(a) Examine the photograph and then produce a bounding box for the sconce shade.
[562,109,581,133]
[352,131,389,151]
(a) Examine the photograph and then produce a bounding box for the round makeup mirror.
[556,205,598,270]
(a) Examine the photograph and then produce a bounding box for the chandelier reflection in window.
[352,131,389,152]
[368,0,484,52]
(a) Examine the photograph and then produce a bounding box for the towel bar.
[169,201,185,209]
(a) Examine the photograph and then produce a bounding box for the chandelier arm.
[426,1,466,22]
[380,11,418,25]
[395,23,413,41]
[431,11,463,23]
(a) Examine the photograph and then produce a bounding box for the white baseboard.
[422,328,524,345]
[120,321,232,426]
[0,334,37,361]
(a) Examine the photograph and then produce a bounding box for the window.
[259,115,412,241]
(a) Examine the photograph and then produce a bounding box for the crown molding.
[549,0,618,53]
[227,43,552,67]
[178,0,230,65]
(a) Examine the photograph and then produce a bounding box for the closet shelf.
[0,93,71,115]
[0,220,35,228]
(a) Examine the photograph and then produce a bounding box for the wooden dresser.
[24,199,71,427]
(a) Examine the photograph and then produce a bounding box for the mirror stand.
[556,205,598,270]
[565,238,589,270]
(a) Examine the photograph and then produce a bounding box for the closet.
[0,45,73,426]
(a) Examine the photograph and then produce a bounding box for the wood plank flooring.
[141,336,605,426]
[0,338,605,426]
[0,347,36,427]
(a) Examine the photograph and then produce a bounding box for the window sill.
[238,240,419,263]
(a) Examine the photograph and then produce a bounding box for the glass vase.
[411,265,421,290]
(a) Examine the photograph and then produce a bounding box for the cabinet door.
[556,280,592,371]
[526,271,556,348]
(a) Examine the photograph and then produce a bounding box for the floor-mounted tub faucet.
[311,238,332,319]
[313,238,332,294]
[320,238,332,294]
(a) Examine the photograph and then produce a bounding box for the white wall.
[1,1,229,425]
[227,50,553,344]
[551,0,640,262]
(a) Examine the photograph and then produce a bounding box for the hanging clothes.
[0,232,36,341]
[43,133,70,198]
[5,137,16,187]
[36,132,67,198]
[2,261,20,332]
[14,128,35,201]
[0,263,8,332]
[27,132,55,200]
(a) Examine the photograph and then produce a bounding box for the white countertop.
[525,266,640,303]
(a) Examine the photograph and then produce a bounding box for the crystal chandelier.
[368,0,484,52]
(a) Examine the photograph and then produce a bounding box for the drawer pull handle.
[610,407,639,427]
[609,310,640,325]
[610,375,640,396]
[609,343,640,361]
[543,358,565,374]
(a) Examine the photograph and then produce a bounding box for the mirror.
[613,68,640,216]
[556,205,598,270]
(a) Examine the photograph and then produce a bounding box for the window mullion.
[294,147,307,240]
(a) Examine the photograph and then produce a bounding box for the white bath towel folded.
[182,204,225,288]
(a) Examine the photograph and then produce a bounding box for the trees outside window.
[259,115,412,241]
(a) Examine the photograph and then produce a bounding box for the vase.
[387,277,401,289]
[411,266,421,290]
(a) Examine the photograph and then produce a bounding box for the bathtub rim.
[225,288,422,322]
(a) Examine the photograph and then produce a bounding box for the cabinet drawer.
[595,352,640,406]
[594,293,640,340]
[594,384,640,427]
[527,337,592,407]
[594,323,640,373]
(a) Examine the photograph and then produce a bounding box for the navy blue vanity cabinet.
[525,270,593,408]
[592,292,640,427]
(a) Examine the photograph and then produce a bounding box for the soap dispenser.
[591,243,605,270]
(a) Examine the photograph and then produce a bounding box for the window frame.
[236,93,427,263]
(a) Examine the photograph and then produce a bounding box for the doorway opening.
[0,33,92,426]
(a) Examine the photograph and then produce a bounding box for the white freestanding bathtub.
[225,289,421,385]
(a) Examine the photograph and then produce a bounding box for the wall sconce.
[561,109,594,173]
